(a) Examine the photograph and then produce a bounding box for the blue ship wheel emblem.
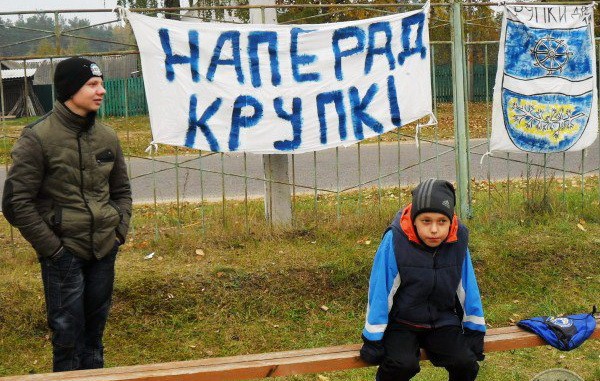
[531,36,573,74]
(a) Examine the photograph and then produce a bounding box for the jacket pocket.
[41,204,62,235]
[95,148,115,163]
[51,205,63,234]
[108,200,123,222]
[60,207,91,236]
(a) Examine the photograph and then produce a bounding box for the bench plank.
[2,319,598,381]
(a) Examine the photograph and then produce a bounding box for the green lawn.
[0,180,598,379]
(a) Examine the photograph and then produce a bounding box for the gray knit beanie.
[410,179,456,221]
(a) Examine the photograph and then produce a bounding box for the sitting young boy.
[360,179,486,381]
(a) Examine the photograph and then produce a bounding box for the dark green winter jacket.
[2,101,132,260]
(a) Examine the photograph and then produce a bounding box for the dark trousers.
[40,246,117,372]
[377,324,479,381]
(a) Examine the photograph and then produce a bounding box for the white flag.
[490,4,598,153]
[126,5,434,154]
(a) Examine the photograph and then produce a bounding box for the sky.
[0,0,191,25]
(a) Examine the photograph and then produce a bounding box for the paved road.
[1,138,598,205]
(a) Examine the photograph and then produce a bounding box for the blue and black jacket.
[362,204,486,342]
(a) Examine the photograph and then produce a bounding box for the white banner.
[490,4,598,153]
[126,6,433,154]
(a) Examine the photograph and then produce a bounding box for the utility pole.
[249,0,293,227]
[451,0,472,218]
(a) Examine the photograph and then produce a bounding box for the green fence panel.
[431,64,497,103]
[100,77,148,117]
[434,64,453,102]
[472,64,497,102]
[127,77,148,116]
[97,67,496,117]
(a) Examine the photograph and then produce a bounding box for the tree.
[64,37,91,55]
[32,38,57,56]
[117,0,160,8]
[0,12,134,58]
[164,0,182,20]
[117,0,181,19]
[112,24,137,47]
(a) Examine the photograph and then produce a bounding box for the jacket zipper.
[77,132,95,257]
[427,248,439,329]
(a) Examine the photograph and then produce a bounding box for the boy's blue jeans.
[40,245,118,372]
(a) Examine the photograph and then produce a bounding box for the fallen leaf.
[577,223,587,232]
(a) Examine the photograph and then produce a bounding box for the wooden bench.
[2,319,598,381]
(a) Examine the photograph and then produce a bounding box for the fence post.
[250,0,292,227]
[451,0,472,218]
[54,12,61,55]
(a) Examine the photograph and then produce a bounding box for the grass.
[0,102,490,164]
[0,178,599,380]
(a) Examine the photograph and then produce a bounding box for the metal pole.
[336,147,340,223]
[198,151,206,236]
[358,142,363,214]
[484,45,492,216]
[22,60,29,117]
[0,61,16,255]
[50,58,55,102]
[451,0,472,218]
[54,12,61,55]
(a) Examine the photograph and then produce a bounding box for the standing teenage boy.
[360,179,485,381]
[2,57,132,372]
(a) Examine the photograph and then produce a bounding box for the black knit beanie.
[410,179,456,221]
[54,57,103,102]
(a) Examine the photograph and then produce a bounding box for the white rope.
[145,142,159,154]
[480,151,492,166]
[414,113,438,149]
[113,6,128,27]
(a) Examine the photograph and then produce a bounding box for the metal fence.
[100,77,148,116]
[32,66,496,117]
[1,1,599,238]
